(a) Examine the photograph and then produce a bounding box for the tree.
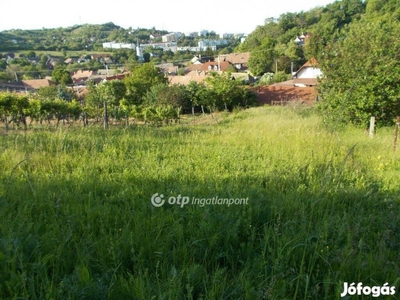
[142,83,187,124]
[96,80,126,129]
[123,63,168,106]
[318,19,400,128]
[37,54,48,71]
[52,68,72,85]
[204,47,215,59]
[84,80,103,124]
[0,92,31,130]
[26,51,36,59]
[205,73,246,111]
[0,92,13,131]
[37,86,59,101]
[366,0,400,19]
[0,60,8,70]
[248,36,276,76]
[186,81,209,117]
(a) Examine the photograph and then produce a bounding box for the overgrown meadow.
[0,106,399,299]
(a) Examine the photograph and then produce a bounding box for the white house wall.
[297,67,323,79]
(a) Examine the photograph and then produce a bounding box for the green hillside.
[0,22,168,52]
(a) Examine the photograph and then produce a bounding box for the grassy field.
[0,106,399,299]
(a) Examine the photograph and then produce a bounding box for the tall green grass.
[0,106,399,299]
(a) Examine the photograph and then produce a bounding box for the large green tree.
[96,80,126,129]
[123,63,168,106]
[318,18,400,128]
[205,73,252,111]
[366,0,400,19]
[51,68,73,85]
[142,83,187,124]
[0,92,29,130]
[186,81,210,116]
[248,36,276,76]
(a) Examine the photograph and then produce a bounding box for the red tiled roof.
[201,61,233,72]
[168,75,207,85]
[303,57,318,67]
[187,64,204,72]
[72,70,95,79]
[218,52,250,65]
[104,74,127,81]
[22,79,57,90]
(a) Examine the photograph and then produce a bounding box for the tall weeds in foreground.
[0,106,399,299]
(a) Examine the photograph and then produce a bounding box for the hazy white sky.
[1,0,335,34]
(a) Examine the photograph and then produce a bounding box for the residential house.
[169,52,250,85]
[190,55,214,64]
[201,61,233,73]
[292,57,322,87]
[64,57,78,64]
[294,33,309,46]
[22,79,57,90]
[71,70,95,84]
[91,54,113,64]
[218,52,250,71]
[168,75,207,85]
[255,58,321,105]
[0,79,56,93]
[168,59,237,85]
[46,57,60,69]
[156,63,179,75]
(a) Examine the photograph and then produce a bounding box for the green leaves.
[123,63,168,106]
[51,68,72,85]
[318,19,400,128]
[78,265,91,285]
[97,80,126,106]
[248,36,276,76]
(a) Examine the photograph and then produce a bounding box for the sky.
[1,0,335,34]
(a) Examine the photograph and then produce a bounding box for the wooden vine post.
[394,116,400,152]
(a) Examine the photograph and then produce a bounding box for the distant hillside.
[235,0,400,76]
[0,22,168,52]
[235,0,367,75]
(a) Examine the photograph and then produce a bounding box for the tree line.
[0,63,258,130]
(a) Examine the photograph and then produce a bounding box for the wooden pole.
[369,116,375,138]
[394,116,400,152]
[103,101,108,130]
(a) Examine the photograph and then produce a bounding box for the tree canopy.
[318,18,400,128]
[237,0,366,75]
[123,63,168,106]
